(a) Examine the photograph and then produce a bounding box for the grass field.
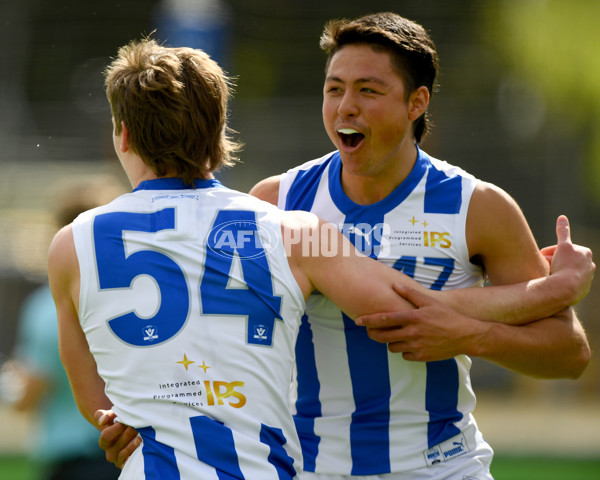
[1,455,599,480]
[490,456,600,479]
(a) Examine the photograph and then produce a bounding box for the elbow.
[530,339,591,380]
[552,309,592,380]
[549,340,592,380]
[566,343,591,380]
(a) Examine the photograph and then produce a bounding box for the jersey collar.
[329,146,429,216]
[133,177,224,192]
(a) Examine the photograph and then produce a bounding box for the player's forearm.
[434,273,580,325]
[468,308,590,379]
[75,392,113,429]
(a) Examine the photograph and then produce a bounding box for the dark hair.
[320,12,439,143]
[104,37,242,184]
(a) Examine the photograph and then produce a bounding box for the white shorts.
[298,439,494,480]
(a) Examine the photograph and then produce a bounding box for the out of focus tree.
[483,0,600,204]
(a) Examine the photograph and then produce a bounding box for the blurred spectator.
[153,0,233,68]
[152,0,235,186]
[1,178,124,480]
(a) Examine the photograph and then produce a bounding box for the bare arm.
[48,225,112,426]
[361,284,589,378]
[282,211,417,315]
[464,183,590,377]
[435,213,594,322]
[359,184,591,378]
[282,211,590,380]
[250,176,595,325]
[252,176,594,323]
[249,175,281,205]
[377,213,594,326]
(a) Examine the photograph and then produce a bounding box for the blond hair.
[104,37,242,184]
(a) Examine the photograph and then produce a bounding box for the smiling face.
[322,44,428,192]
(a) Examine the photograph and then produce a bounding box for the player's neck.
[125,163,160,190]
[340,147,418,205]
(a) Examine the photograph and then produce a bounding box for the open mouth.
[338,128,365,148]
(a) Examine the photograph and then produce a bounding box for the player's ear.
[120,121,131,152]
[408,86,429,122]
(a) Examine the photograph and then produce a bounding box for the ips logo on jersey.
[253,324,269,342]
[423,231,451,249]
[143,325,159,342]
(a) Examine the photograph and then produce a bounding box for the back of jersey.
[72,178,305,480]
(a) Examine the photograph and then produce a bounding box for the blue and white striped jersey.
[278,148,488,475]
[72,177,305,479]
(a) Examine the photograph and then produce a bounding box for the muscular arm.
[435,216,593,323]
[280,207,589,383]
[460,183,590,377]
[282,211,417,316]
[48,225,112,426]
[251,176,594,323]
[361,184,590,378]
[472,307,588,378]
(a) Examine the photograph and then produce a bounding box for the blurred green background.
[0,0,598,478]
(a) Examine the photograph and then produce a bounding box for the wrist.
[469,321,512,360]
[461,319,491,358]
[545,270,579,306]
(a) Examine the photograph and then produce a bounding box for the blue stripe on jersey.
[343,313,391,475]
[284,154,335,211]
[425,360,462,448]
[189,415,244,479]
[138,426,180,480]
[260,424,297,479]
[424,165,463,214]
[339,200,391,474]
[293,314,321,472]
[393,257,462,448]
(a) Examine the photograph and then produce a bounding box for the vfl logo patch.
[253,324,269,342]
[143,325,159,342]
